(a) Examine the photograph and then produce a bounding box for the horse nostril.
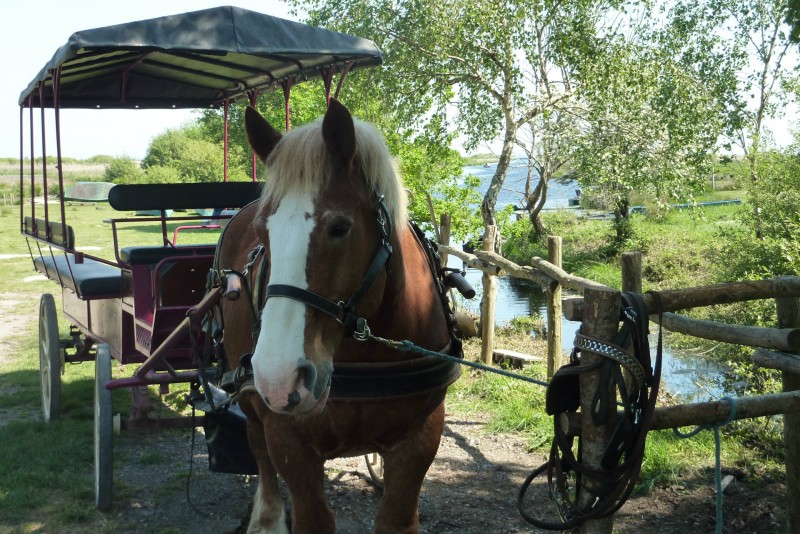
[286,390,301,410]
[296,358,318,393]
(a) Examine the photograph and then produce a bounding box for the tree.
[686,0,795,237]
[103,156,143,184]
[516,107,580,237]
[718,143,800,279]
[569,4,735,244]
[143,125,249,183]
[289,0,618,245]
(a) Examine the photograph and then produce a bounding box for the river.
[457,161,726,400]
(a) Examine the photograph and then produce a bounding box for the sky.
[3,2,797,161]
[1,1,297,160]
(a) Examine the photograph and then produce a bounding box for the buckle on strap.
[353,317,371,341]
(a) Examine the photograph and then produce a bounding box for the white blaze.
[251,189,316,403]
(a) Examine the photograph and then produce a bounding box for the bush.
[141,165,182,184]
[103,157,143,183]
[143,126,229,183]
[85,155,115,165]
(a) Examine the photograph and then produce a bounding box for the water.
[452,266,725,400]
[455,159,726,399]
[462,160,579,211]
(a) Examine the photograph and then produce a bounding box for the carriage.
[19,8,477,529]
[19,6,385,510]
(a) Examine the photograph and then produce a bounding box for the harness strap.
[518,291,663,530]
[263,194,392,339]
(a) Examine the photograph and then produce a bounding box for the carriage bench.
[25,216,122,299]
[33,254,122,298]
[119,244,217,265]
[107,182,262,215]
[108,181,262,265]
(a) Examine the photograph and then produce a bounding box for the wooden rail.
[436,231,800,533]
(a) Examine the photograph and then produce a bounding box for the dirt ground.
[0,293,787,534]
[102,408,787,534]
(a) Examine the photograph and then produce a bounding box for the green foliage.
[142,125,249,183]
[140,165,182,184]
[85,154,115,165]
[103,156,143,183]
[291,0,626,230]
[716,146,800,280]
[398,137,481,243]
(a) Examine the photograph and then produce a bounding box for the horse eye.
[328,219,352,238]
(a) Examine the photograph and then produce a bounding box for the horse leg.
[269,437,335,533]
[374,403,445,534]
[241,400,289,534]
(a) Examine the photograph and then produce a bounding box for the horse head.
[244,99,407,415]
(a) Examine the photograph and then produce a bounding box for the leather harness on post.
[518,291,662,530]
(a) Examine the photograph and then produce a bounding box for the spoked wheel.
[38,294,62,422]
[365,453,385,488]
[94,344,113,511]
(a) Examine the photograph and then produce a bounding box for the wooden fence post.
[777,297,800,534]
[621,251,642,293]
[547,236,563,378]
[439,214,451,269]
[578,287,620,534]
[480,225,498,365]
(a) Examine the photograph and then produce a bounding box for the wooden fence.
[436,222,800,534]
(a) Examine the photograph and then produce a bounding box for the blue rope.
[672,395,738,534]
[367,335,550,387]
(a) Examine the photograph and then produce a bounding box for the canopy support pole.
[28,95,35,224]
[322,67,335,106]
[250,90,260,182]
[282,78,293,131]
[38,84,49,231]
[54,66,67,244]
[223,99,229,182]
[333,62,354,100]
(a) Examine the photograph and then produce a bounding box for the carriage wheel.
[94,344,113,511]
[38,294,62,422]
[365,453,384,488]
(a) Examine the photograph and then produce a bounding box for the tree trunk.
[527,179,548,239]
[613,197,631,243]
[480,126,516,231]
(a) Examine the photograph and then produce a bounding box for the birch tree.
[290,0,615,242]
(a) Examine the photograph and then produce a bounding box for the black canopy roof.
[20,6,383,109]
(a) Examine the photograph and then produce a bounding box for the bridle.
[262,193,394,340]
[210,191,464,402]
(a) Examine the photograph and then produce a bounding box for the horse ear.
[245,106,282,161]
[322,98,356,168]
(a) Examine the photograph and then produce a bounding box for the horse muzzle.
[254,357,332,415]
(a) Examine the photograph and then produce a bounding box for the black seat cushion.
[33,254,122,297]
[120,245,216,265]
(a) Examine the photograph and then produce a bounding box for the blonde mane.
[260,116,408,228]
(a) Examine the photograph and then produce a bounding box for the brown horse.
[217,99,460,533]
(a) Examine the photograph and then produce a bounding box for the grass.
[450,338,785,495]
[0,195,223,531]
[0,178,785,527]
[465,190,789,494]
